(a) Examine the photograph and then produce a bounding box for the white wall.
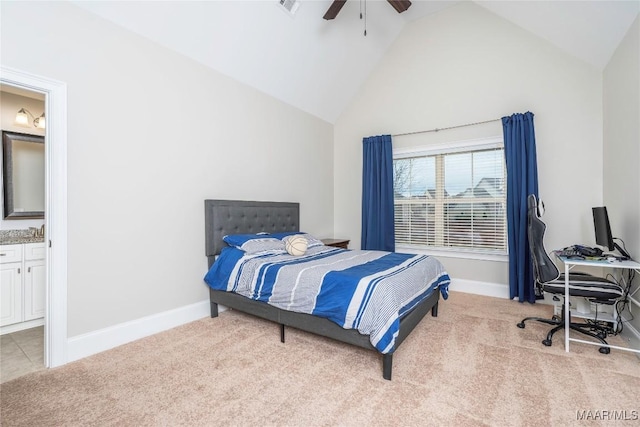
[0,91,46,230]
[603,16,640,340]
[1,2,334,337]
[334,2,603,286]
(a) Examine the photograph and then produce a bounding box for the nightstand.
[321,238,350,249]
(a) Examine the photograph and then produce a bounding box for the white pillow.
[239,238,286,255]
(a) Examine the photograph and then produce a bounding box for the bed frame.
[204,199,440,380]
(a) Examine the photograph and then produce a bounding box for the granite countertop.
[0,229,45,245]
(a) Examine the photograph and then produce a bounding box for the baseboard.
[67,300,210,363]
[1,318,45,335]
[65,286,637,363]
[65,280,506,363]
[449,278,509,299]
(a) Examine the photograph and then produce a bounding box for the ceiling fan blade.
[387,0,411,14]
[323,0,347,20]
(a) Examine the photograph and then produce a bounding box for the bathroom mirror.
[2,130,45,219]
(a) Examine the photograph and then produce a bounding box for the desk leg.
[564,263,570,352]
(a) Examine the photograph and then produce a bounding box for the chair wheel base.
[599,347,610,354]
[542,339,552,347]
[516,322,525,329]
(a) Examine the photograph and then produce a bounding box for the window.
[393,139,507,254]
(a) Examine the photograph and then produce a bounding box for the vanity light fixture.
[15,108,45,129]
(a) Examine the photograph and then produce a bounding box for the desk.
[555,255,640,355]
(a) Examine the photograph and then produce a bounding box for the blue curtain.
[503,112,539,303]
[361,135,395,251]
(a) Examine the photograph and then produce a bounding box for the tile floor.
[1,326,45,383]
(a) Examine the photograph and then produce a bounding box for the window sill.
[395,244,509,262]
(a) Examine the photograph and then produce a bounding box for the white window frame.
[393,136,508,262]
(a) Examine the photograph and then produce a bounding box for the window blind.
[394,145,507,253]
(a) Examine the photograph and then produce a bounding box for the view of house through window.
[393,141,507,254]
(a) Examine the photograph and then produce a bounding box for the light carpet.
[1,291,638,426]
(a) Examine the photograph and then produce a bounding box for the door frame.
[1,66,68,367]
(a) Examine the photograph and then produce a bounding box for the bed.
[203,199,450,380]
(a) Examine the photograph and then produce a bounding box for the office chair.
[516,194,624,354]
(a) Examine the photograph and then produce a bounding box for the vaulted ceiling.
[73,1,639,123]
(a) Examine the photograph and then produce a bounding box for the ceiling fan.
[323,0,412,20]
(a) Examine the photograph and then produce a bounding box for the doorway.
[0,86,46,382]
[1,66,68,370]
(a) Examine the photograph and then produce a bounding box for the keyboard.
[555,248,585,259]
[555,244,608,259]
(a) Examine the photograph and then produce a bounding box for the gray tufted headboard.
[204,199,299,267]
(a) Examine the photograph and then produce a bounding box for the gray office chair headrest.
[528,193,545,218]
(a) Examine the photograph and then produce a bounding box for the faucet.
[28,225,45,238]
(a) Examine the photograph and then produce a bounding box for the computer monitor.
[592,206,631,259]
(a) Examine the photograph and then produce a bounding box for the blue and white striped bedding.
[204,246,451,353]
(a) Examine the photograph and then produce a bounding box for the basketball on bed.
[285,235,308,256]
